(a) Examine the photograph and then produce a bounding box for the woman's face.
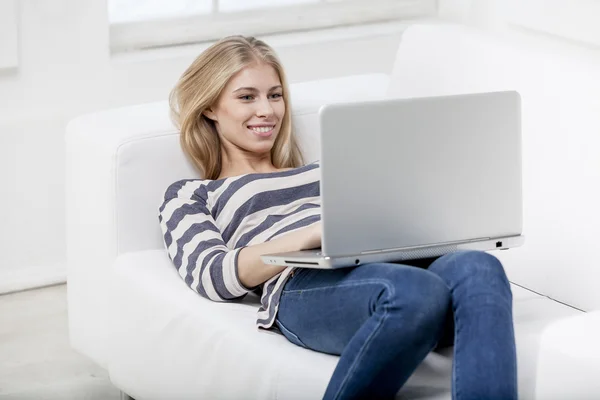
[204,62,285,155]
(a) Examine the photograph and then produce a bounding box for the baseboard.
[0,263,67,295]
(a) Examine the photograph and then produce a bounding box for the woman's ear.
[202,107,217,121]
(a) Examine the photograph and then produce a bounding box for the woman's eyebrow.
[233,85,282,93]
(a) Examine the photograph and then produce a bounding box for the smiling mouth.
[248,125,275,137]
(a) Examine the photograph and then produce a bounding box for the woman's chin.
[246,137,275,153]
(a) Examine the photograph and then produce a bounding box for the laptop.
[261,91,525,269]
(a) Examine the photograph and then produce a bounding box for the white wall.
[439,0,600,44]
[0,0,404,293]
[437,0,600,310]
[6,0,598,308]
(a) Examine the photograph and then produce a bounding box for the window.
[0,0,18,70]
[108,0,437,52]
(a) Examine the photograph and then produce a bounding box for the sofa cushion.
[109,250,581,400]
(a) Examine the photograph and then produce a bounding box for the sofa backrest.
[388,23,600,311]
[65,73,389,368]
[66,74,389,257]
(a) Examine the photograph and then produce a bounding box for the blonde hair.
[169,36,304,179]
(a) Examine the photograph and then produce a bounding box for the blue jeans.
[275,250,517,400]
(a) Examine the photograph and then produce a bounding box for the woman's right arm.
[159,191,321,301]
[237,222,321,289]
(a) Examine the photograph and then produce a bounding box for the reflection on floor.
[0,284,119,400]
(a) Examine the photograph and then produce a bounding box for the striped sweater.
[158,160,321,329]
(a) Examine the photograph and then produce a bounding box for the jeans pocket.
[284,267,311,291]
[275,318,308,349]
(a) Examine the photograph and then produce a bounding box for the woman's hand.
[239,221,322,288]
[301,221,322,250]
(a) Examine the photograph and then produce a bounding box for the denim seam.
[446,255,461,400]
[452,300,460,400]
[282,279,391,295]
[332,280,395,400]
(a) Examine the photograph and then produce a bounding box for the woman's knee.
[428,251,512,300]
[431,250,508,279]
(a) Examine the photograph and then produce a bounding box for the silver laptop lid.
[318,91,523,257]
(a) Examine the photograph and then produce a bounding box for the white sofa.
[66,23,600,400]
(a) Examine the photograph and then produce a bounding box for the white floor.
[0,284,119,400]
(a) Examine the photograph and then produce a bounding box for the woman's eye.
[239,93,282,100]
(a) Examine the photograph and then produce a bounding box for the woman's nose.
[256,98,274,117]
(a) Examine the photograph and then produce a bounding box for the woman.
[159,35,517,400]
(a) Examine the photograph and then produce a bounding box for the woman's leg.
[426,250,518,400]
[276,263,451,400]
